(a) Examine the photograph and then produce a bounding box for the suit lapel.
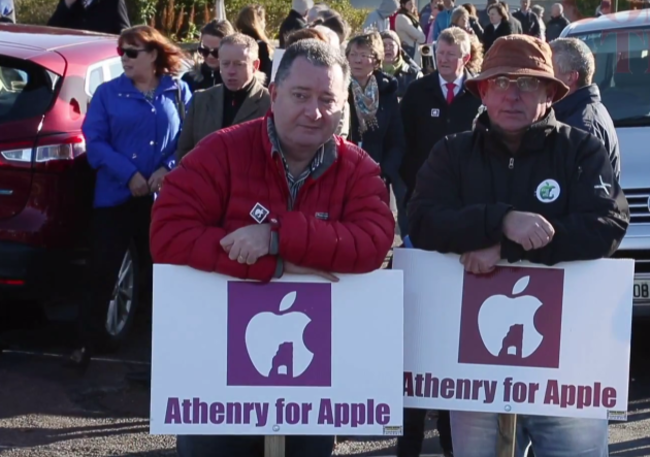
[207,85,224,132]
[232,81,263,125]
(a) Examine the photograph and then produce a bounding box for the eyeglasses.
[488,76,541,92]
[117,47,147,59]
[197,45,219,59]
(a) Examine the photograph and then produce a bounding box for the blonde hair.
[451,7,470,27]
[236,5,271,46]
[346,31,385,69]
[466,33,484,74]
[437,27,471,58]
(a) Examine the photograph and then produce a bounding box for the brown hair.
[285,28,328,47]
[346,32,384,69]
[118,25,186,75]
[236,5,271,45]
[220,33,260,60]
[461,3,477,17]
[200,19,235,38]
[489,3,508,20]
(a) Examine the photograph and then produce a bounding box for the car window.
[0,55,56,124]
[570,27,650,126]
[107,60,123,80]
[87,66,104,96]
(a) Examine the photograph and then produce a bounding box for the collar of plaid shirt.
[266,118,337,204]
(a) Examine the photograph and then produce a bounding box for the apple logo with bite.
[227,281,332,386]
[458,267,564,368]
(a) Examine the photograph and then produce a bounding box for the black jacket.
[400,70,482,195]
[182,62,223,93]
[392,52,422,99]
[48,0,130,35]
[553,84,620,180]
[483,19,514,52]
[513,9,542,38]
[348,71,405,184]
[279,9,307,48]
[546,14,571,41]
[408,110,629,265]
[469,17,485,41]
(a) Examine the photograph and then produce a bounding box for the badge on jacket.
[535,179,561,203]
[250,203,270,224]
[431,108,440,118]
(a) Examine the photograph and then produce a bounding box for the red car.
[0,24,139,348]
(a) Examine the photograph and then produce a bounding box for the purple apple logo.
[458,267,564,368]
[245,291,314,377]
[478,276,543,358]
[227,281,331,386]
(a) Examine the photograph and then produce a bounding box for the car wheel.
[101,242,140,351]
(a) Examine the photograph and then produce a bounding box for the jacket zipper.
[506,157,515,203]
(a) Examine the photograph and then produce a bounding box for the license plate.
[634,279,650,300]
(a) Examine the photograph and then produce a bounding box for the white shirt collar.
[439,73,465,95]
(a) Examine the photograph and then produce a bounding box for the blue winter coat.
[82,74,192,208]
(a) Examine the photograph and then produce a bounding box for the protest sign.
[150,265,404,435]
[393,249,634,421]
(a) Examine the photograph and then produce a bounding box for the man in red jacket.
[150,39,395,457]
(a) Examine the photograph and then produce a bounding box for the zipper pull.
[508,157,514,169]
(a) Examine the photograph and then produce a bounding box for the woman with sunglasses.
[235,5,273,86]
[182,19,235,93]
[68,25,191,372]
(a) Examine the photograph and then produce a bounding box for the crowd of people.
[14,0,629,456]
[362,0,581,53]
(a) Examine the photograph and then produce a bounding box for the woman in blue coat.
[68,25,191,370]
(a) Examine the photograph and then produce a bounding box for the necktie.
[446,82,456,105]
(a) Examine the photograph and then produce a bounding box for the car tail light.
[0,135,86,171]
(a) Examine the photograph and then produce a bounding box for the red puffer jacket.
[150,116,395,282]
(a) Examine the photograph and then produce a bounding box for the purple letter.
[165,398,182,424]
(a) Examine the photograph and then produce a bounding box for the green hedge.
[16,0,369,42]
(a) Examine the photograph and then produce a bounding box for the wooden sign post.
[496,414,517,457]
[264,436,285,457]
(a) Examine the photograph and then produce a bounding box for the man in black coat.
[400,27,482,202]
[48,0,130,35]
[551,37,620,179]
[278,0,313,48]
[513,0,542,38]
[408,33,628,457]
[546,3,571,42]
[398,26,482,457]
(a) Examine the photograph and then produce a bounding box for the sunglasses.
[117,46,148,59]
[488,76,541,92]
[197,45,219,59]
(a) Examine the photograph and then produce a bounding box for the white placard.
[393,249,634,421]
[150,265,404,435]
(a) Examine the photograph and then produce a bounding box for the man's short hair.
[550,37,595,87]
[552,2,564,13]
[219,33,260,60]
[200,19,235,38]
[275,39,350,92]
[437,27,472,58]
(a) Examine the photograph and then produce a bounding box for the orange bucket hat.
[465,34,569,103]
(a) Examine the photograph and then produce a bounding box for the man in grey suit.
[177,33,271,161]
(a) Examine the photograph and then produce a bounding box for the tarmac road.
[0,304,649,457]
